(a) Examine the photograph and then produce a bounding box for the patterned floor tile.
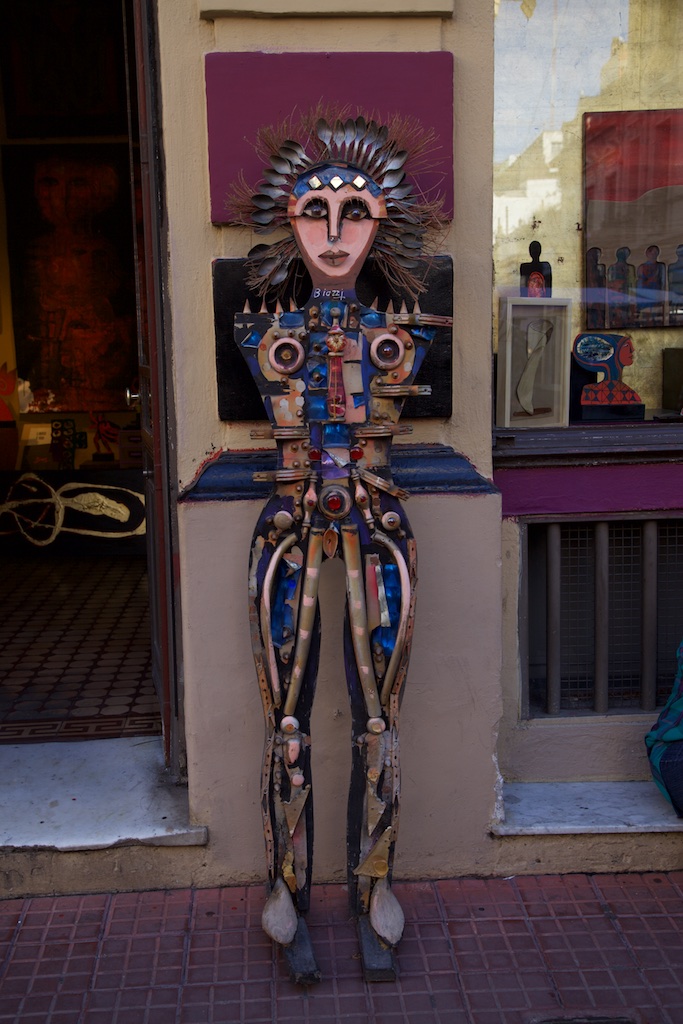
[0,545,159,742]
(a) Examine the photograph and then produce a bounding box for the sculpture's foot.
[369,877,405,947]
[283,917,321,985]
[262,877,298,945]
[357,914,398,982]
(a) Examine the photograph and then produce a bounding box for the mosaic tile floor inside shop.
[0,544,160,742]
[1,874,683,1023]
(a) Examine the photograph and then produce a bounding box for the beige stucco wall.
[139,0,682,890]
[156,0,508,883]
[179,492,504,882]
[156,1,495,489]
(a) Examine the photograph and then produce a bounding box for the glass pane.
[494,0,683,426]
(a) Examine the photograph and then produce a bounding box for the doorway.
[0,3,178,764]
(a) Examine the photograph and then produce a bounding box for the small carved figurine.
[520,240,552,297]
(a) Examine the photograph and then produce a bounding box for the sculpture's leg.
[342,510,418,981]
[249,512,324,984]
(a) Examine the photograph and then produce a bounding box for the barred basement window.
[525,519,683,717]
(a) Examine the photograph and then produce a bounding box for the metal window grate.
[559,524,595,709]
[608,523,642,707]
[526,519,683,716]
[657,522,683,701]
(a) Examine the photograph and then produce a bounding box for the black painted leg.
[282,918,322,986]
[357,915,398,982]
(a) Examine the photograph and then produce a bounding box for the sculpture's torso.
[236,294,437,514]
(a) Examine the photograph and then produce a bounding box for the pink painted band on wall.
[496,463,683,518]
[205,51,454,224]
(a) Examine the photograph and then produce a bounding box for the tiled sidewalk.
[1,873,682,1023]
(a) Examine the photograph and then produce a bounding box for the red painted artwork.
[572,332,644,421]
[584,109,683,328]
[3,146,137,412]
[0,364,18,470]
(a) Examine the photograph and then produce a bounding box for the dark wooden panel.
[213,256,453,421]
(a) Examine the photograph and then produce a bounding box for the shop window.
[524,518,683,717]
[494,0,683,432]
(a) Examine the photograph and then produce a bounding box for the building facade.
[0,0,681,897]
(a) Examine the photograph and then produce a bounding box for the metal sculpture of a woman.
[230,113,450,983]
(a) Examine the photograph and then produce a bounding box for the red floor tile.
[0,877,682,1023]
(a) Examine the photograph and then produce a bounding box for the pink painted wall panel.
[495,463,683,517]
[205,51,453,224]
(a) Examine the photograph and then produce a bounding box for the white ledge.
[200,0,453,18]
[491,781,683,836]
[0,737,208,852]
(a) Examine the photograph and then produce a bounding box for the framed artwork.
[497,297,572,428]
[1,144,138,413]
[584,110,683,329]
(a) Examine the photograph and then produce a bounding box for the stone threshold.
[0,736,207,852]
[491,780,683,836]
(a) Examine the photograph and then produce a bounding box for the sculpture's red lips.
[319,249,349,264]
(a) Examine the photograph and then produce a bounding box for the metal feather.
[270,264,290,286]
[283,139,308,162]
[386,183,414,200]
[258,184,286,200]
[333,120,346,150]
[358,121,380,167]
[351,116,366,162]
[263,169,288,186]
[399,235,423,250]
[251,194,276,210]
[393,254,422,269]
[256,256,281,277]
[269,156,292,175]
[382,169,406,189]
[316,119,333,146]
[345,118,356,147]
[385,150,408,172]
[252,209,277,225]
[279,145,304,167]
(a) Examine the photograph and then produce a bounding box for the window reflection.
[494,0,683,421]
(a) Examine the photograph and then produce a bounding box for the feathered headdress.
[228,109,444,300]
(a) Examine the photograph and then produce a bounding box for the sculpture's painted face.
[289,174,386,291]
[616,336,634,369]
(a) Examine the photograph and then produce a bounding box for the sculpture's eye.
[270,337,306,375]
[302,198,328,220]
[341,199,369,222]
[370,332,405,370]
